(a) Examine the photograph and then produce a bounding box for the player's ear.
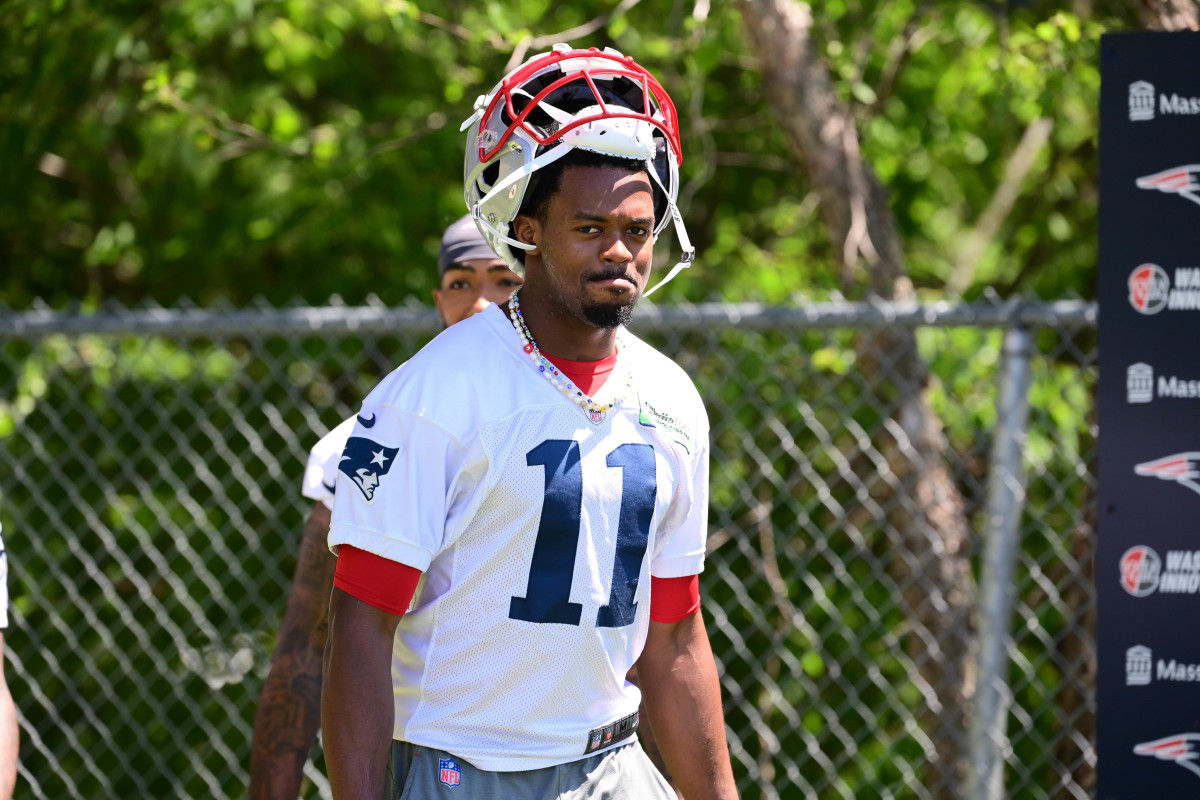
[512,215,540,253]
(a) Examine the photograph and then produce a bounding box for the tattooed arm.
[249,501,337,800]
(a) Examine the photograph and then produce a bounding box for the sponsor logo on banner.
[1160,93,1200,115]
[1120,546,1162,597]
[1157,373,1200,398]
[1121,546,1200,597]
[1133,734,1200,779]
[1129,264,1171,314]
[1130,81,1156,120]
[1129,80,1200,121]
[1128,363,1155,403]
[1136,165,1200,207]
[1128,264,1200,314]
[439,758,461,787]
[1127,645,1153,685]
[1126,645,1200,685]
[1125,362,1200,402]
[1135,453,1200,497]
[1157,658,1200,683]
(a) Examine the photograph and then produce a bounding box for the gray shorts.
[384,740,676,800]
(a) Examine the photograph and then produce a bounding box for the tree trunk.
[1138,0,1200,29]
[736,2,976,796]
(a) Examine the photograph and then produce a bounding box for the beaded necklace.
[507,289,633,419]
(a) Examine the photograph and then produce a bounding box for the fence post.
[968,322,1034,800]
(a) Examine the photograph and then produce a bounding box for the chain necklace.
[507,289,633,417]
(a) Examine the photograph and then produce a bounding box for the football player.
[322,45,737,799]
[248,214,522,799]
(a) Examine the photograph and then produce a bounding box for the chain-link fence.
[0,297,1098,799]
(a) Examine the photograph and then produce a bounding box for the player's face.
[432,258,523,327]
[522,165,655,329]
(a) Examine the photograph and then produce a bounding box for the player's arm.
[322,586,401,798]
[322,545,422,798]
[0,634,17,800]
[637,608,738,800]
[626,664,683,799]
[249,500,337,800]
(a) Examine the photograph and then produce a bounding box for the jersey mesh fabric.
[328,304,709,771]
[301,415,357,508]
[300,410,425,687]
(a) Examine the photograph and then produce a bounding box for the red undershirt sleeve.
[649,574,701,623]
[333,544,423,617]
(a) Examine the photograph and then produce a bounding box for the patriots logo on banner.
[337,436,399,503]
[439,757,461,787]
[1136,165,1200,208]
[1135,452,1200,498]
[1134,733,1200,779]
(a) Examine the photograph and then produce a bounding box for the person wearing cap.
[248,215,521,800]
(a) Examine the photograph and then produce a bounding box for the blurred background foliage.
[0,1,1127,796]
[0,0,1140,310]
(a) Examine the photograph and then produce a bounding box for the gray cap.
[438,214,501,276]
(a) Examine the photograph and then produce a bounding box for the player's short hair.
[518,148,652,229]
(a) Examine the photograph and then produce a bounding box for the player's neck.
[502,293,620,363]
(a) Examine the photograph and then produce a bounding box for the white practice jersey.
[328,303,709,771]
[301,416,357,509]
[301,408,431,709]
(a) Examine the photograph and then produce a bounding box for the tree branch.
[947,117,1053,296]
[1138,0,1200,30]
[503,0,646,72]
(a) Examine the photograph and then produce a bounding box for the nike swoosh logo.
[322,481,337,494]
[357,413,377,428]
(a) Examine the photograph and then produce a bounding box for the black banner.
[1098,31,1200,799]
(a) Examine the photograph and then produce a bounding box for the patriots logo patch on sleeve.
[337,436,399,503]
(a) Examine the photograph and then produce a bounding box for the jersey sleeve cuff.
[650,554,705,580]
[328,523,435,572]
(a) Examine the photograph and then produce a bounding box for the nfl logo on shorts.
[439,758,461,788]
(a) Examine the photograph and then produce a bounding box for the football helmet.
[462,44,694,296]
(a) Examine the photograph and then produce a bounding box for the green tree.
[2,1,1137,310]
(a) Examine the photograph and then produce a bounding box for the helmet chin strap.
[641,165,695,298]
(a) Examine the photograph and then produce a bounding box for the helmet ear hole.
[482,162,500,189]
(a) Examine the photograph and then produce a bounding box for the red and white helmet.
[462,44,694,296]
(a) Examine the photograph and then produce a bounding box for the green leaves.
[0,1,1136,307]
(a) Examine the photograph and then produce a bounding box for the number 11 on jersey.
[509,440,657,628]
